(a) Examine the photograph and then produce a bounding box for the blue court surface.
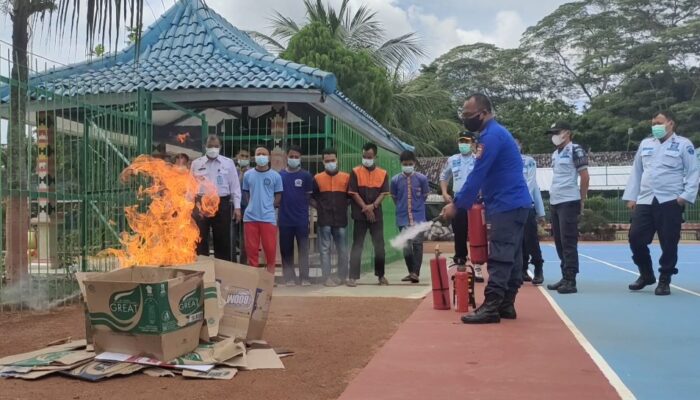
[537,243,700,400]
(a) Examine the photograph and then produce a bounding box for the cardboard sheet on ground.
[63,361,144,381]
[143,368,177,377]
[0,340,90,367]
[170,337,244,366]
[182,367,237,380]
[95,352,213,372]
[240,349,285,370]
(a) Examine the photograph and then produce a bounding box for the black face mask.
[463,113,483,132]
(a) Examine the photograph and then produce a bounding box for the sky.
[0,0,570,71]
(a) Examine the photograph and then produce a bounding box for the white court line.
[578,252,700,298]
[533,281,636,400]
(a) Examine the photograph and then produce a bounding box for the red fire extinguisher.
[430,246,451,310]
[468,203,488,265]
[453,264,477,312]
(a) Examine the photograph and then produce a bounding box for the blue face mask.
[255,155,269,167]
[324,162,337,172]
[287,158,301,169]
[651,124,667,139]
[458,143,471,154]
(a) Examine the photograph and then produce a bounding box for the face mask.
[206,147,220,159]
[238,159,250,168]
[255,155,269,167]
[651,124,667,139]
[551,133,565,147]
[324,162,337,172]
[287,158,301,169]
[362,158,374,168]
[458,143,471,155]
[402,165,415,174]
[463,113,483,132]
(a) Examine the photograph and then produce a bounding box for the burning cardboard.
[83,267,204,362]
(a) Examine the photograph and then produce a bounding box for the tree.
[251,0,424,73]
[498,99,578,154]
[1,0,144,285]
[282,22,392,123]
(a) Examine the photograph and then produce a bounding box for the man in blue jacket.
[442,94,532,324]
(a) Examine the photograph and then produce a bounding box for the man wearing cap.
[439,131,483,282]
[442,93,532,324]
[623,111,698,295]
[546,122,589,294]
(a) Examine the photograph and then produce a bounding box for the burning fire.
[108,155,219,267]
[176,132,190,144]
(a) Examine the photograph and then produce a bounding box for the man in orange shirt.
[348,143,391,286]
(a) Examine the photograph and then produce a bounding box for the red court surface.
[338,283,621,400]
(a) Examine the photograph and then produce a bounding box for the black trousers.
[349,219,385,279]
[452,207,469,261]
[629,198,684,277]
[195,196,233,261]
[551,200,581,276]
[484,207,529,298]
[522,207,544,270]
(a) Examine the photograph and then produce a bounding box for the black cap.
[547,121,572,134]
[458,131,476,141]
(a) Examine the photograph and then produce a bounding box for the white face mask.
[324,162,337,172]
[551,134,565,147]
[255,155,269,167]
[206,147,220,159]
[362,158,375,168]
[238,159,250,168]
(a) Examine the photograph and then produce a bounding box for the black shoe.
[461,295,502,324]
[498,291,517,320]
[532,265,544,285]
[629,276,656,291]
[522,271,532,282]
[547,278,565,291]
[453,257,466,266]
[401,275,412,282]
[655,275,671,296]
[409,273,420,283]
[557,279,578,294]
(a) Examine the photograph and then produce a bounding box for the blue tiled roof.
[8,0,336,96]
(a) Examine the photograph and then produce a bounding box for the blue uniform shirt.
[390,172,429,227]
[242,168,284,224]
[522,154,545,217]
[550,143,588,205]
[454,120,532,214]
[279,169,313,227]
[440,154,476,194]
[623,134,699,205]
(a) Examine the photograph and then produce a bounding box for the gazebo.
[0,0,408,291]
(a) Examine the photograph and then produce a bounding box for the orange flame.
[176,132,190,144]
[108,155,219,268]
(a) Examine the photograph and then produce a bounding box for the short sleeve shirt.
[278,169,313,227]
[242,168,283,224]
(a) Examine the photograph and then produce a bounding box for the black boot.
[499,291,517,320]
[532,264,544,285]
[557,272,578,294]
[547,278,565,291]
[461,294,502,324]
[522,268,532,282]
[655,274,671,296]
[628,275,656,291]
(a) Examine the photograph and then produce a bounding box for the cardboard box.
[83,267,204,362]
[214,259,274,340]
[169,257,222,340]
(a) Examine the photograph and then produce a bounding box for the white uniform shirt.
[550,142,588,205]
[190,155,241,208]
[440,154,476,194]
[623,134,699,205]
[522,154,545,217]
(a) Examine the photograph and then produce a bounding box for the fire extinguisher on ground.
[453,264,476,312]
[430,245,451,310]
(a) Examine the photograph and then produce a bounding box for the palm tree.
[249,0,425,72]
[1,0,145,284]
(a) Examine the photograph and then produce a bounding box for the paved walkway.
[338,273,621,400]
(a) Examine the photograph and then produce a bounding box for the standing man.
[440,132,483,282]
[515,138,546,285]
[623,111,698,295]
[191,135,242,261]
[173,153,190,169]
[279,145,314,286]
[313,148,350,287]
[442,94,532,324]
[391,150,430,283]
[236,148,251,264]
[546,122,589,294]
[242,146,283,273]
[348,143,390,287]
